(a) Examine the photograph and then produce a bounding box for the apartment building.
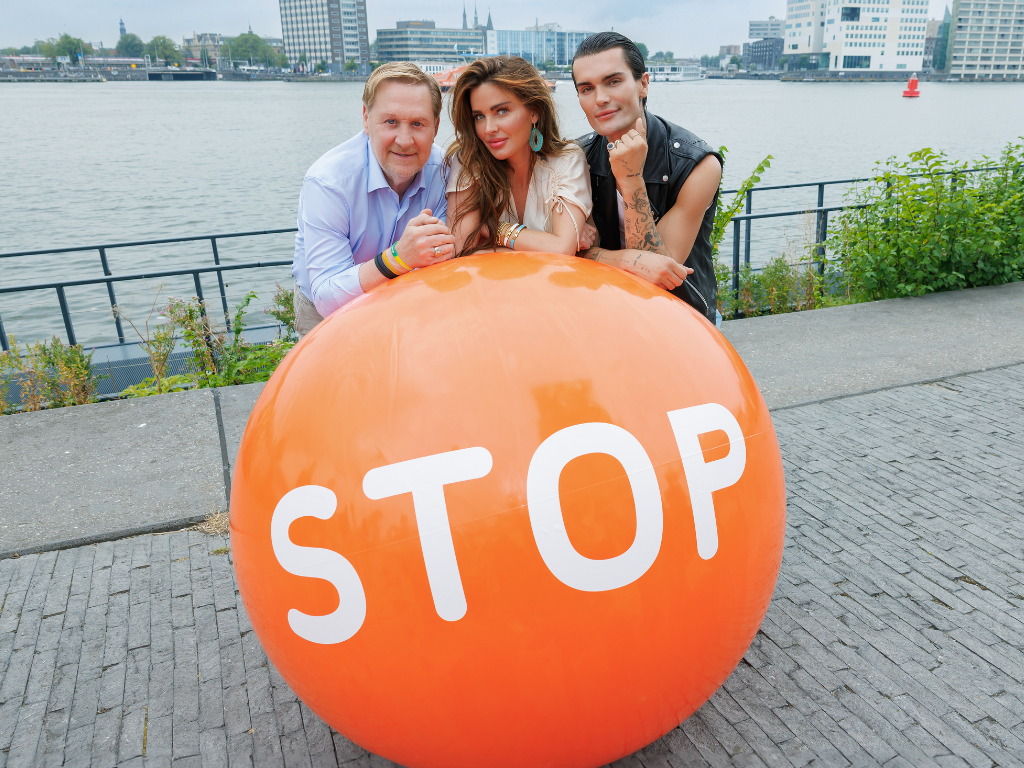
[279,0,369,73]
[946,0,1024,79]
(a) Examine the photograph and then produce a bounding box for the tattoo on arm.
[624,187,670,257]
[578,246,609,263]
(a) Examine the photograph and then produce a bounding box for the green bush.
[166,291,295,390]
[827,141,1024,302]
[0,335,103,413]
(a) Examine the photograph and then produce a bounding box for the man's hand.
[620,250,692,291]
[394,209,456,269]
[608,117,648,188]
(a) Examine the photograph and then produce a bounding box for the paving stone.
[5,365,1024,765]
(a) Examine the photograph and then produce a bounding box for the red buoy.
[903,72,921,98]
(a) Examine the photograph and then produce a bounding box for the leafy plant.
[0,335,102,413]
[711,147,774,316]
[114,290,181,396]
[711,147,774,259]
[827,140,1024,302]
[122,375,193,398]
[167,290,295,389]
[265,282,297,342]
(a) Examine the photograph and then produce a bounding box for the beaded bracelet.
[375,251,398,279]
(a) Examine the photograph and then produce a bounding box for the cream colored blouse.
[446,144,594,249]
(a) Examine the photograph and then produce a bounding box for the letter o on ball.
[527,422,663,592]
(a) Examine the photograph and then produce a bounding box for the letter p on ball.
[667,404,747,560]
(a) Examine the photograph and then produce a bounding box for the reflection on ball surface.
[231,253,786,768]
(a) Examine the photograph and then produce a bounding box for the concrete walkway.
[3,282,1021,559]
[1,363,1022,767]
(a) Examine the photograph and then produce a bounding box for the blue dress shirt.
[291,131,448,317]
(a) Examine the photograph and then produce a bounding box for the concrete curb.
[0,513,210,561]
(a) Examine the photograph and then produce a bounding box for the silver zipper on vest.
[681,280,710,317]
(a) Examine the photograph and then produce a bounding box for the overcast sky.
[4,0,953,54]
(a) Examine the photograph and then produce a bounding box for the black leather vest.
[579,111,722,322]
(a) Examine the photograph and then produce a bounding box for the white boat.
[648,64,703,82]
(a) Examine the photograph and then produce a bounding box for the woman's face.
[469,82,538,162]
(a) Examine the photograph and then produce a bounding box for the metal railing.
[0,229,296,352]
[717,165,1003,295]
[0,166,1007,352]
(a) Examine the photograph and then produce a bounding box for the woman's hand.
[578,222,598,251]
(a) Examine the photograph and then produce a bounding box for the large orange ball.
[231,253,785,768]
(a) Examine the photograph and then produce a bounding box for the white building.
[820,0,933,73]
[750,17,785,38]
[278,0,369,73]
[784,0,939,73]
[946,0,1024,80]
[783,0,827,63]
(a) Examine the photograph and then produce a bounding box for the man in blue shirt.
[292,63,456,337]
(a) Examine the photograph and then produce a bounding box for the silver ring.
[607,143,615,151]
[434,246,441,255]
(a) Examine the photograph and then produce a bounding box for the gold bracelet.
[496,222,510,247]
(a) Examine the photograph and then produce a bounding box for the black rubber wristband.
[375,252,398,280]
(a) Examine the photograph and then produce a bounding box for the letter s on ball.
[270,485,367,644]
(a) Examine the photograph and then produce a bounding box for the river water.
[2,79,1023,347]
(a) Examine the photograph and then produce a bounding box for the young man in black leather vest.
[572,33,723,324]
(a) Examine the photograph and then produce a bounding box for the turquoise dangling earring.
[529,124,544,152]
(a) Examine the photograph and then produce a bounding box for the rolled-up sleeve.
[300,176,365,317]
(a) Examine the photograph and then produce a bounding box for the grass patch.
[192,511,230,536]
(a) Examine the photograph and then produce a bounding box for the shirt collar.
[365,133,429,197]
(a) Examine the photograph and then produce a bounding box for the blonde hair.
[362,62,443,119]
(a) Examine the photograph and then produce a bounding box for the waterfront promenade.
[1,282,1024,766]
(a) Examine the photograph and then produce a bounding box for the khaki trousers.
[294,281,325,339]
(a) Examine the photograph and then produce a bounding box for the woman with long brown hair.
[445,56,596,256]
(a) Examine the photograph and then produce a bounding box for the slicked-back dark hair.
[571,32,648,109]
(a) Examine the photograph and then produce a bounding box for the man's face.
[362,81,439,189]
[573,48,649,140]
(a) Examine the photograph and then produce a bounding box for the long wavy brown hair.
[445,56,572,256]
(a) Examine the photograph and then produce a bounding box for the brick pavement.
[2,364,1023,767]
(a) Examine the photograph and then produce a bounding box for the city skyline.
[1,0,953,54]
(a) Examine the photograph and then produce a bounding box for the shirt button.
[673,142,680,148]
[662,175,669,182]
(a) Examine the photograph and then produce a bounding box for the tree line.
[2,31,291,69]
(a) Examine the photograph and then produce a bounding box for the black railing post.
[744,189,753,266]
[0,309,8,352]
[814,183,825,264]
[211,237,231,329]
[56,285,77,346]
[817,209,828,275]
[193,271,207,313]
[99,247,126,344]
[732,218,741,297]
